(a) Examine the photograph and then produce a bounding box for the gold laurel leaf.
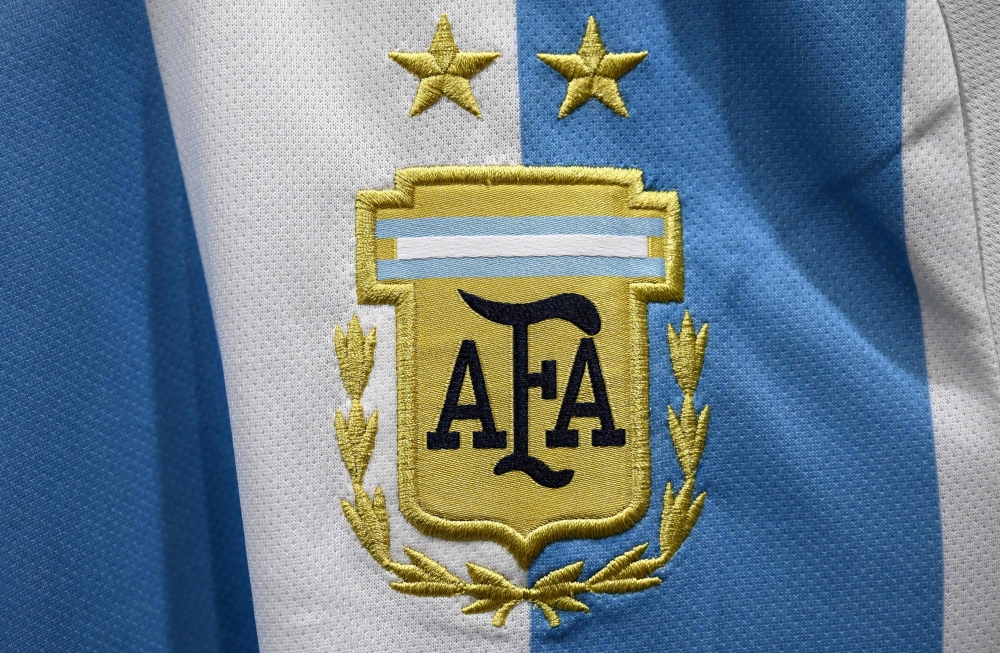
[467,562,519,590]
[666,405,691,478]
[388,564,431,583]
[333,409,355,481]
[390,581,463,597]
[534,601,561,627]
[340,500,364,542]
[334,315,376,400]
[587,577,662,594]
[550,597,590,613]
[586,542,649,584]
[685,492,707,540]
[351,482,375,526]
[492,600,522,627]
[619,556,663,580]
[660,478,697,558]
[694,405,710,468]
[465,584,521,602]
[371,486,391,560]
[359,409,378,482]
[462,598,506,615]
[404,547,462,583]
[667,311,708,394]
[534,561,585,588]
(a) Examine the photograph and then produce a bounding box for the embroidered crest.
[333,166,710,626]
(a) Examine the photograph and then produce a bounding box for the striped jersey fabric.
[1,0,999,651]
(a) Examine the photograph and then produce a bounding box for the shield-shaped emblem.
[356,166,683,566]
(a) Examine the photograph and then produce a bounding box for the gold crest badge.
[335,166,710,626]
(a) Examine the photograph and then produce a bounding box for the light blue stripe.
[374,216,664,238]
[521,2,938,652]
[377,256,664,279]
[0,2,258,649]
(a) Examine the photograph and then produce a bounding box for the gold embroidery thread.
[333,312,710,627]
[538,16,647,119]
[388,14,500,118]
[356,166,683,567]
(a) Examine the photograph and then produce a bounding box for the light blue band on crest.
[377,255,665,279]
[375,216,665,238]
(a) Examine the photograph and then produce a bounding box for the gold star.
[388,15,500,118]
[537,16,648,119]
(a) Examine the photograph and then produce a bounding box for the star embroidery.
[537,16,647,119]
[388,14,500,118]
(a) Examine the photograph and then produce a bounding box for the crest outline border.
[355,165,684,567]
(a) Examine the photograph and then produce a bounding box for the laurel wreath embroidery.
[333,312,709,627]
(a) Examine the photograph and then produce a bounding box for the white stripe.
[396,234,650,259]
[937,0,1000,368]
[146,1,529,651]
[903,1,1000,650]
